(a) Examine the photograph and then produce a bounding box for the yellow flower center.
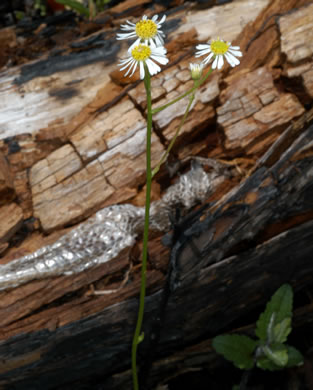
[135,20,158,39]
[131,44,151,61]
[210,39,230,55]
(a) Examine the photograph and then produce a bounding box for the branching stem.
[131,66,153,390]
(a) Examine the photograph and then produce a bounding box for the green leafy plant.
[55,0,89,17]
[213,284,303,385]
[34,0,47,16]
[55,0,110,18]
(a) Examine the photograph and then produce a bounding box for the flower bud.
[189,63,204,80]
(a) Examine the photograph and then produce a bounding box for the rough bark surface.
[0,0,312,388]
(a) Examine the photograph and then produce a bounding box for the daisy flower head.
[189,62,204,80]
[195,38,242,70]
[117,14,166,49]
[118,43,169,80]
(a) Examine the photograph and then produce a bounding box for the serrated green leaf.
[273,318,292,343]
[285,345,304,368]
[212,334,257,370]
[263,344,288,367]
[55,0,90,16]
[257,344,304,371]
[255,284,293,342]
[256,355,281,371]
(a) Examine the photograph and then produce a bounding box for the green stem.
[131,66,153,390]
[151,67,213,115]
[152,88,196,177]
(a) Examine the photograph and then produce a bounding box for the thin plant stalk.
[152,87,196,178]
[151,67,213,115]
[131,66,213,389]
[131,65,153,390]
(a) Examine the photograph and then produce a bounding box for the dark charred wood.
[0,122,312,389]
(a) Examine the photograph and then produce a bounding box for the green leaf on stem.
[272,317,292,343]
[213,334,257,370]
[262,344,288,367]
[55,0,90,16]
[255,284,293,342]
[256,355,280,371]
[285,345,304,367]
[256,344,303,370]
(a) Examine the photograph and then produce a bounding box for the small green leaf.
[255,284,293,342]
[285,345,304,368]
[256,344,304,371]
[256,355,280,371]
[213,334,257,370]
[272,317,292,343]
[138,332,144,344]
[55,0,90,16]
[15,10,25,20]
[263,344,288,367]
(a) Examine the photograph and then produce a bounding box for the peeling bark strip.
[0,0,312,388]
[0,164,225,291]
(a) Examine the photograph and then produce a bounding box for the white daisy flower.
[189,62,204,80]
[116,14,166,50]
[195,38,242,70]
[118,43,169,79]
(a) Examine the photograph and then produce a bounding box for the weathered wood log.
[0,0,312,388]
[0,121,313,389]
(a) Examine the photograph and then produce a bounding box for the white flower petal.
[152,14,158,21]
[230,45,240,50]
[116,32,137,40]
[158,15,166,25]
[224,52,235,66]
[119,58,133,67]
[150,53,168,65]
[228,48,242,57]
[217,55,224,69]
[212,56,218,69]
[120,26,134,31]
[139,61,145,79]
[129,61,138,77]
[124,59,135,75]
[155,35,163,46]
[145,59,154,75]
[202,52,214,64]
[119,58,133,71]
[120,22,134,29]
[123,59,135,76]
[149,39,156,48]
[196,44,210,50]
[225,52,240,66]
[146,59,161,76]
[195,48,211,57]
[152,46,166,56]
[158,34,164,41]
[128,38,141,51]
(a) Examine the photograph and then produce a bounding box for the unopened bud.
[189,63,203,80]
